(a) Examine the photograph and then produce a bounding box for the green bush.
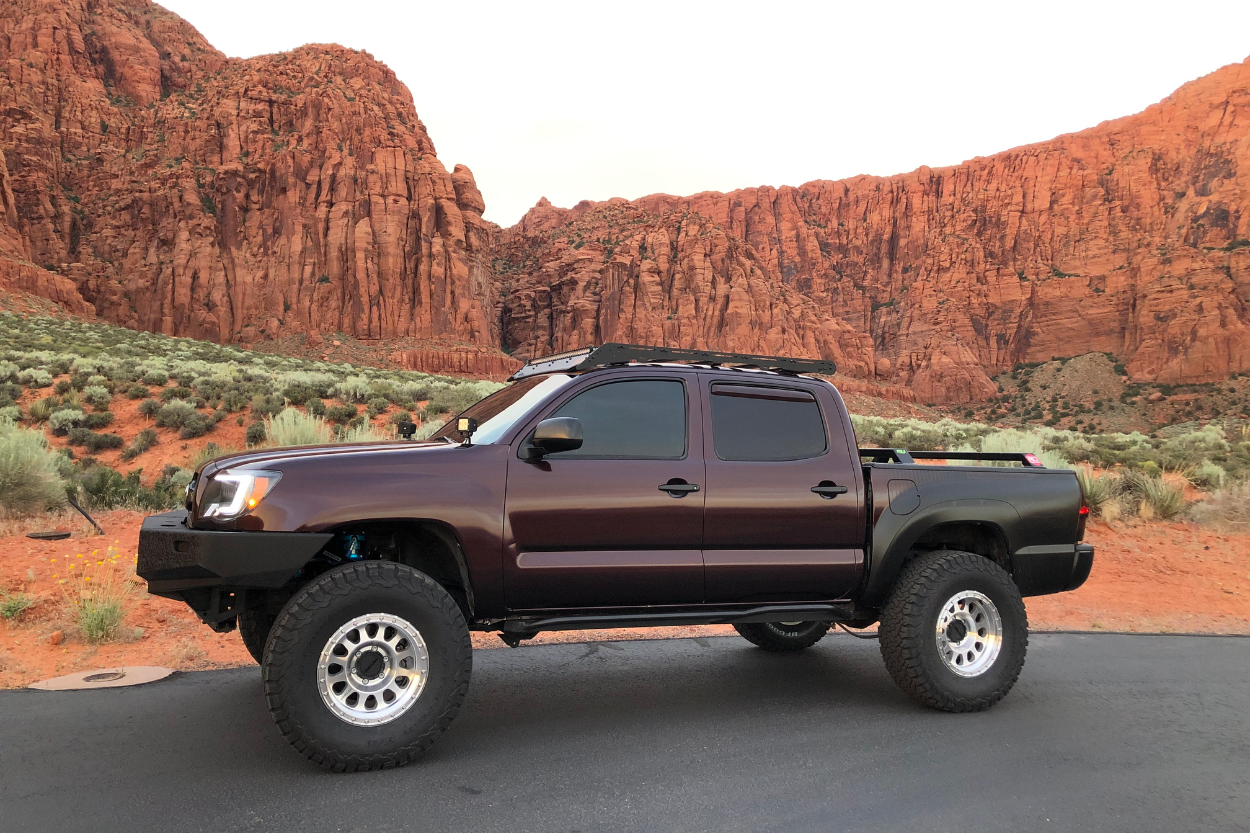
[1190,460,1227,490]
[28,397,55,423]
[178,413,215,439]
[265,408,331,447]
[141,369,169,386]
[1075,468,1116,516]
[334,375,372,403]
[0,418,66,514]
[48,408,85,435]
[82,385,112,410]
[155,400,197,428]
[326,404,357,424]
[137,397,162,418]
[0,593,35,620]
[281,381,319,406]
[120,427,158,460]
[221,389,250,412]
[307,398,327,417]
[0,405,20,422]
[18,368,53,388]
[67,428,125,452]
[160,385,194,401]
[336,423,389,443]
[83,411,114,430]
[245,421,267,446]
[54,379,73,395]
[366,397,390,417]
[1119,470,1187,520]
[388,410,413,425]
[126,383,150,399]
[190,442,238,469]
[425,382,497,416]
[250,393,284,418]
[76,464,188,511]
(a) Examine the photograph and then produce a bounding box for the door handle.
[811,482,849,499]
[659,479,700,496]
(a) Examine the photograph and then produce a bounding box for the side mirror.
[522,417,583,460]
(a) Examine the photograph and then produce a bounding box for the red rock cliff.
[495,58,1250,402]
[0,0,494,344]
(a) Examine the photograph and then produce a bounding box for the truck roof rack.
[508,343,837,382]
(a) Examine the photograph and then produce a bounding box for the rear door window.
[710,383,827,461]
[547,379,687,459]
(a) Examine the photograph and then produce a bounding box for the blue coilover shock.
[342,532,366,560]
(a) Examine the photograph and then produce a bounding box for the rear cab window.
[709,382,827,461]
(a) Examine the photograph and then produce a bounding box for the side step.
[500,603,861,635]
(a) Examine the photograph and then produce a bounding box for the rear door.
[700,378,864,602]
[503,373,705,610]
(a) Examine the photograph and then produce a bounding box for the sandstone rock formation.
[0,0,494,349]
[494,57,1250,401]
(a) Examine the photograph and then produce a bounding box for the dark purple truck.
[138,344,1094,770]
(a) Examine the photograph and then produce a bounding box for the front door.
[700,379,864,603]
[503,375,705,610]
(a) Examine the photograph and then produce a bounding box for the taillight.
[1077,495,1090,540]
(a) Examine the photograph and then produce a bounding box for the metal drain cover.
[29,666,174,691]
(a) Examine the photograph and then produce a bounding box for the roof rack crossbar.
[508,343,836,381]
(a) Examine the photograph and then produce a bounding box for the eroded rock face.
[0,0,493,347]
[495,57,1250,402]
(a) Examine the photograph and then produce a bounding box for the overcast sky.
[161,0,1250,227]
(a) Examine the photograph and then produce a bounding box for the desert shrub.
[120,428,158,460]
[0,593,35,620]
[86,375,110,389]
[334,375,372,403]
[1119,469,1187,520]
[141,369,169,386]
[1190,480,1250,530]
[75,464,188,511]
[366,396,390,417]
[155,399,197,428]
[336,423,389,443]
[54,544,131,643]
[18,368,53,388]
[192,376,228,399]
[425,381,499,416]
[69,356,102,375]
[67,428,125,452]
[83,411,114,430]
[250,393,285,418]
[68,371,90,390]
[178,413,215,439]
[126,383,150,399]
[397,381,432,402]
[307,398,327,417]
[220,389,250,412]
[368,381,402,404]
[82,385,112,410]
[54,379,73,395]
[266,408,331,447]
[0,405,20,422]
[1158,425,1229,469]
[190,442,238,469]
[0,418,66,514]
[413,419,446,440]
[387,410,413,425]
[326,404,358,424]
[48,408,86,435]
[160,385,194,401]
[1075,467,1117,516]
[0,360,17,382]
[0,381,20,405]
[348,414,367,429]
[137,397,162,418]
[1189,460,1227,490]
[281,381,319,406]
[28,397,55,423]
[245,421,267,446]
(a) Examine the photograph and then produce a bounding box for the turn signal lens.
[200,470,281,520]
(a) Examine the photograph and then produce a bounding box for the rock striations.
[2,0,1249,402]
[495,59,1250,401]
[0,0,494,347]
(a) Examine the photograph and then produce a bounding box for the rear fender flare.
[862,498,1019,607]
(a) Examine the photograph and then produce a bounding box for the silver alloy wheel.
[934,590,1003,677]
[317,613,429,726]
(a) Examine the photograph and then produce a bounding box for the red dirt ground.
[1,513,1247,688]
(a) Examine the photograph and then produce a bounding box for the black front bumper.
[137,510,333,596]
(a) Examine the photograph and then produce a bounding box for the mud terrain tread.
[733,621,830,651]
[263,561,472,772]
[879,549,1027,713]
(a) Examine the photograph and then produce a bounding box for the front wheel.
[734,621,830,652]
[262,561,472,771]
[879,549,1027,712]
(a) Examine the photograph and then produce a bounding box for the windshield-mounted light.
[200,470,282,520]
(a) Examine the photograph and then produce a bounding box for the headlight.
[199,470,282,520]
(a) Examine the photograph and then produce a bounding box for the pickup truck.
[137,344,1094,771]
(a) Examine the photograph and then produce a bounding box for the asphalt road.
[2,633,1247,833]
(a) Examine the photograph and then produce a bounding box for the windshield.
[429,374,575,444]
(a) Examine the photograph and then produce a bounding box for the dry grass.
[51,544,136,643]
[1190,480,1250,531]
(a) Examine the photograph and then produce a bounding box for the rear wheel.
[262,561,472,771]
[734,621,830,652]
[879,549,1027,712]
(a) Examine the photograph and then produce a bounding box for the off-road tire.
[262,561,472,771]
[237,599,275,666]
[879,549,1027,712]
[734,621,831,652]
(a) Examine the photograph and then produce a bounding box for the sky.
[160,0,1250,227]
